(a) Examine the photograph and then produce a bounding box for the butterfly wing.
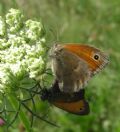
[52,99,90,115]
[64,44,109,75]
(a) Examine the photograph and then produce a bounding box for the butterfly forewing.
[64,44,109,75]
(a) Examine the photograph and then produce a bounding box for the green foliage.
[0,0,120,132]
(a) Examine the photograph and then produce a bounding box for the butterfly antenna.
[49,25,60,44]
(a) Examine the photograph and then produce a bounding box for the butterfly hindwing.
[41,81,90,115]
[52,99,90,115]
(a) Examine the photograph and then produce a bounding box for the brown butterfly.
[49,44,109,93]
[41,80,90,115]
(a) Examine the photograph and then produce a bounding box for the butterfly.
[49,44,109,93]
[41,44,109,115]
[41,80,90,115]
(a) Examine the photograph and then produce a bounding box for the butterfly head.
[49,44,66,60]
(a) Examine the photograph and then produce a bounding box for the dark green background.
[0,0,120,132]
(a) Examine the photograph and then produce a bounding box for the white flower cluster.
[0,16,5,36]
[6,8,24,33]
[0,9,47,93]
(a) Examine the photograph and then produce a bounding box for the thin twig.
[29,92,36,127]
[7,102,21,128]
[21,102,59,127]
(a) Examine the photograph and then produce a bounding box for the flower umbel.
[0,9,47,94]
